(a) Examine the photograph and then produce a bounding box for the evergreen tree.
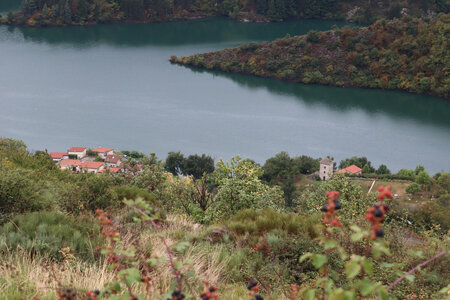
[50,4,59,20]
[21,0,30,15]
[267,0,277,19]
[256,0,267,14]
[78,0,89,20]
[7,11,14,23]
[42,3,49,19]
[94,4,100,22]
[63,0,72,24]
[28,0,37,14]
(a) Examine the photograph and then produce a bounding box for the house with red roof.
[99,167,120,174]
[105,154,121,168]
[59,159,83,172]
[336,165,362,175]
[49,152,68,162]
[80,161,105,173]
[92,147,114,159]
[68,147,87,159]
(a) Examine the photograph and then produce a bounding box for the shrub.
[406,183,420,195]
[224,209,318,237]
[0,165,54,216]
[416,171,432,185]
[306,30,321,43]
[0,212,102,261]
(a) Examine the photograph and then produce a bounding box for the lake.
[0,17,449,173]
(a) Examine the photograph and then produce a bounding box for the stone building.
[319,158,334,181]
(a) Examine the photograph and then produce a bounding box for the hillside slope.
[1,0,448,27]
[171,15,450,99]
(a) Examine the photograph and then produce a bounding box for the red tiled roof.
[59,159,82,166]
[68,147,86,152]
[50,152,68,159]
[105,154,120,163]
[337,165,362,174]
[99,167,120,173]
[81,161,104,169]
[92,147,113,153]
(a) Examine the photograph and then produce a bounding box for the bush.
[306,30,321,43]
[0,212,102,261]
[416,171,432,185]
[224,209,318,237]
[0,165,53,216]
[406,183,420,195]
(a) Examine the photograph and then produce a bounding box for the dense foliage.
[2,0,449,26]
[172,15,450,99]
[0,138,449,299]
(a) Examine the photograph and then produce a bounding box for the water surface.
[0,18,449,173]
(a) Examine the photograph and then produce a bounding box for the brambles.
[247,281,263,300]
[199,281,219,300]
[365,185,391,240]
[322,191,342,227]
[170,289,185,300]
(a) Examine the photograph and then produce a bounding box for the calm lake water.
[0,17,449,173]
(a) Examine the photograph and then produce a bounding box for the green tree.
[376,164,391,175]
[397,168,415,178]
[414,165,425,175]
[78,0,90,20]
[292,155,320,174]
[93,3,100,22]
[262,151,292,184]
[416,171,432,186]
[63,0,72,24]
[208,156,283,220]
[437,173,450,191]
[339,156,375,172]
[41,3,49,20]
[7,11,14,23]
[182,154,215,180]
[362,164,370,174]
[164,151,185,175]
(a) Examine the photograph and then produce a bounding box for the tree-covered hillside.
[171,15,450,99]
[1,0,449,26]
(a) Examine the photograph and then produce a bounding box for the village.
[50,148,364,183]
[49,146,142,174]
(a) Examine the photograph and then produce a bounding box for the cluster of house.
[50,147,141,174]
[319,158,362,181]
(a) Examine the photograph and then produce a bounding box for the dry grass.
[0,213,241,299]
[0,248,114,299]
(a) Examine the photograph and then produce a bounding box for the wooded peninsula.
[171,15,450,99]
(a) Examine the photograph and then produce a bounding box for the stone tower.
[320,158,334,181]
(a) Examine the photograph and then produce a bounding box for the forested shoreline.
[1,0,448,27]
[171,15,450,99]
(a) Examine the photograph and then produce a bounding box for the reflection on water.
[6,18,352,47]
[0,0,20,15]
[186,67,450,129]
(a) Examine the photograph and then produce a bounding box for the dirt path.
[368,179,376,194]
